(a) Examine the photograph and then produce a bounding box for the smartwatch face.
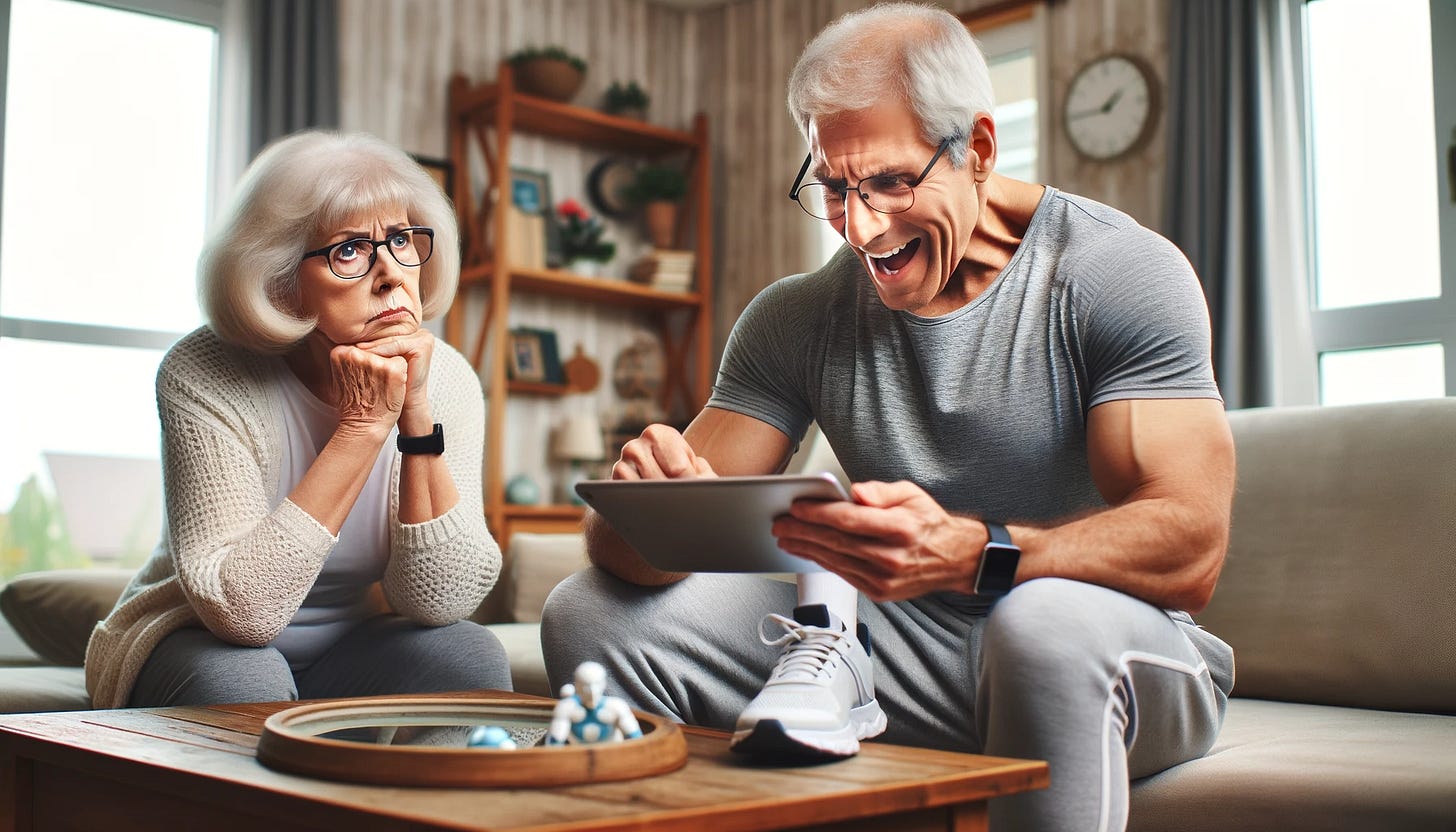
[976,543,1020,596]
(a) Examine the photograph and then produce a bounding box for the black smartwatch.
[397,423,445,455]
[974,520,1021,597]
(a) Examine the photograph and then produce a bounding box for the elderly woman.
[84,131,510,709]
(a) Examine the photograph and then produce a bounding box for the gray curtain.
[1164,0,1317,409]
[249,0,340,157]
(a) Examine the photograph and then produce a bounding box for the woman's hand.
[357,330,435,433]
[331,344,408,438]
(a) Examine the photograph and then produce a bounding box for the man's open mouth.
[865,238,920,276]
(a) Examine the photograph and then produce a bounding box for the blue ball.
[467,725,517,749]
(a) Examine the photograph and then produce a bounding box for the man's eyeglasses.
[789,137,952,221]
[302,226,435,279]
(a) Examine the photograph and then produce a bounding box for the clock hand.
[1100,88,1125,114]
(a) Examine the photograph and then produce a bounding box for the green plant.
[604,81,649,113]
[0,476,91,580]
[622,165,688,205]
[556,199,616,262]
[507,45,587,74]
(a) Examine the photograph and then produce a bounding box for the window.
[1304,0,1455,402]
[0,0,241,574]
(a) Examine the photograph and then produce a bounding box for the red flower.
[557,198,589,220]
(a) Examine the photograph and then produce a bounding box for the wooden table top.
[0,691,1048,832]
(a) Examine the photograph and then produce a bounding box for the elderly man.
[543,3,1234,829]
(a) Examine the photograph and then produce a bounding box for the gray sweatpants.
[541,570,1233,832]
[129,615,513,707]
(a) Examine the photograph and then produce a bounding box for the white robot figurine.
[546,661,643,745]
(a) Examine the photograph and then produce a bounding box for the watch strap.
[984,520,1013,547]
[397,423,445,455]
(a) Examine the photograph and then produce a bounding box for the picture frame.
[507,330,547,382]
[410,154,454,205]
[507,328,564,383]
[510,167,565,267]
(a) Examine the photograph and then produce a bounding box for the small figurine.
[546,661,643,745]
[466,725,517,749]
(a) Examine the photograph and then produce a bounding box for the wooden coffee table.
[0,691,1047,831]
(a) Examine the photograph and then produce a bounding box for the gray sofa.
[2,398,1453,830]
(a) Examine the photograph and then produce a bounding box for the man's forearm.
[583,510,689,586]
[1011,496,1229,613]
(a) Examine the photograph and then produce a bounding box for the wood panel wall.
[337,0,1171,494]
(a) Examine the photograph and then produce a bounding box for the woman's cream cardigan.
[84,327,500,709]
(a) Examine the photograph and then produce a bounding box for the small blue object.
[505,474,541,505]
[467,725,517,749]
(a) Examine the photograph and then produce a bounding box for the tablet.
[573,474,849,573]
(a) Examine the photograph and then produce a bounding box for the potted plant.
[603,81,649,120]
[555,198,616,276]
[508,46,587,102]
[622,165,689,249]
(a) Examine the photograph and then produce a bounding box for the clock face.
[1063,55,1155,161]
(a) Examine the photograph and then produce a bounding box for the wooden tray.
[256,696,687,787]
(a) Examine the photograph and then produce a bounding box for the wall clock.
[1062,54,1158,161]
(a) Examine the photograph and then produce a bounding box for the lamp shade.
[552,413,606,462]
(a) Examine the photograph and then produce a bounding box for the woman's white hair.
[200,130,461,353]
[786,2,994,168]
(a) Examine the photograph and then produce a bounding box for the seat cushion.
[0,569,132,666]
[486,622,550,698]
[1130,698,1456,832]
[0,666,91,713]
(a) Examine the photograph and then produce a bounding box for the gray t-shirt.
[708,186,1220,526]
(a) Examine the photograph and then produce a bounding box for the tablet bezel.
[573,473,849,573]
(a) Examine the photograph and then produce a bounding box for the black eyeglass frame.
[302,226,436,279]
[788,137,954,221]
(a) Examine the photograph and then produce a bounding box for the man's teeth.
[865,243,907,259]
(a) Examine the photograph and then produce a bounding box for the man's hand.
[773,479,981,602]
[614,423,717,480]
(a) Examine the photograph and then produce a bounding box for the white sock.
[797,571,859,635]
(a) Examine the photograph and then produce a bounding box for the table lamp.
[552,413,606,505]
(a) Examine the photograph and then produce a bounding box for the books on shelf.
[503,205,546,269]
[628,248,695,292]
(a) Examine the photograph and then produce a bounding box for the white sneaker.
[730,604,886,759]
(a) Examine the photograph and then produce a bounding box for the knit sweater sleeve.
[159,332,338,647]
[381,341,500,625]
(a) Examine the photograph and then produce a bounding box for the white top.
[271,367,395,670]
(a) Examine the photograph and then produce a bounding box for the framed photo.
[507,328,564,384]
[509,167,551,215]
[410,154,454,205]
[508,330,547,382]
[510,167,565,267]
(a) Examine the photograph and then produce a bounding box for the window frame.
[1303,0,1456,399]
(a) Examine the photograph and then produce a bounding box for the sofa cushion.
[499,533,588,624]
[0,569,132,667]
[486,622,551,699]
[1130,698,1456,831]
[0,666,91,713]
[1199,399,1456,713]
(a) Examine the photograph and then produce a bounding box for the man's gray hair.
[786,2,994,168]
[199,130,461,353]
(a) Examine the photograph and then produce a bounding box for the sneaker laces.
[759,613,849,683]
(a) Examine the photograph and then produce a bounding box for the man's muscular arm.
[773,398,1234,612]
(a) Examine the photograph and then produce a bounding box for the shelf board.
[507,380,571,396]
[503,504,586,520]
[461,263,702,309]
[472,91,698,155]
